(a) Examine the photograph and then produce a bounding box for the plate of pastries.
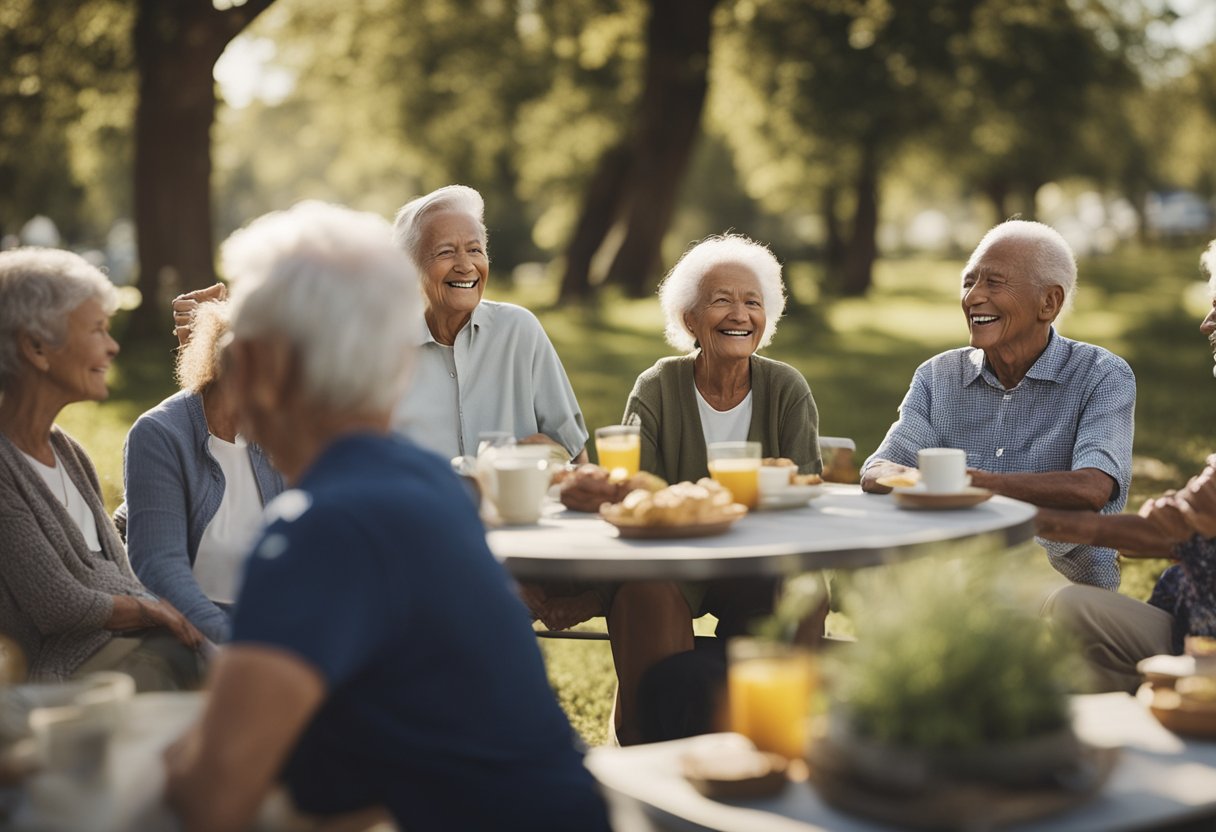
[599,478,747,539]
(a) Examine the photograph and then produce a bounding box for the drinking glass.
[707,441,762,508]
[728,638,816,760]
[595,425,641,477]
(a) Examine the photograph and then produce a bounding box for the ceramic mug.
[492,458,551,524]
[917,448,968,493]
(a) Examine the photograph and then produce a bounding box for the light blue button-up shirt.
[863,329,1136,589]
[392,300,588,461]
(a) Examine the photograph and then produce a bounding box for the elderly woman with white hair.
[0,248,204,688]
[165,202,609,832]
[608,233,823,744]
[120,300,283,645]
[390,184,587,461]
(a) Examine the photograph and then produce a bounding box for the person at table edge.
[861,219,1135,590]
[1037,238,1216,692]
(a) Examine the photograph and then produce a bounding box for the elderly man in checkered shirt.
[862,220,1135,590]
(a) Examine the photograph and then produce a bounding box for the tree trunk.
[558,143,632,303]
[127,0,275,343]
[821,182,846,273]
[985,179,1010,224]
[608,0,718,298]
[559,0,718,301]
[840,139,880,297]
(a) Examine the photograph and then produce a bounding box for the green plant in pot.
[821,556,1082,792]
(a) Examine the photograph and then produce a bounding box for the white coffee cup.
[758,465,793,496]
[917,448,969,493]
[492,458,551,524]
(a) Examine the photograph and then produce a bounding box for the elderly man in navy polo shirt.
[861,220,1135,590]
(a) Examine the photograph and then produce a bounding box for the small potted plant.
[811,558,1104,811]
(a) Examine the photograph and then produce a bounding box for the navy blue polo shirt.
[232,432,608,831]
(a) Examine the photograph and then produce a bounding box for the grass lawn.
[59,243,1214,746]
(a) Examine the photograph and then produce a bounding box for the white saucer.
[758,484,824,511]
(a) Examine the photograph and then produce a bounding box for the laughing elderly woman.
[609,233,823,743]
[390,184,587,461]
[0,248,203,688]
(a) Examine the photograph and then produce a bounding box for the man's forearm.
[971,467,1115,511]
[1036,508,1177,557]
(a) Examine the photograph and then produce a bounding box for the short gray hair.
[964,220,1077,313]
[1203,238,1216,295]
[0,247,117,393]
[659,234,787,353]
[221,201,422,414]
[391,185,488,269]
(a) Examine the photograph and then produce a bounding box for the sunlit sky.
[214,1,1216,109]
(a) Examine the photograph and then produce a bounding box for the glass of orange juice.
[728,637,816,760]
[707,441,761,508]
[595,425,641,476]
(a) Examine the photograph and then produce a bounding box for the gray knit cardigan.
[0,428,146,680]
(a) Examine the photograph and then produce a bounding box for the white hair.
[0,247,118,393]
[964,220,1077,314]
[659,234,786,353]
[391,185,487,269]
[1203,238,1216,295]
[221,201,422,414]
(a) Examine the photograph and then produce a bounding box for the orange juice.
[728,651,816,759]
[708,459,760,508]
[596,434,641,476]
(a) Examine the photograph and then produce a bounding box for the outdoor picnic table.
[585,692,1216,832]
[486,483,1038,582]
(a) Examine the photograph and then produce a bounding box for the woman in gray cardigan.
[0,248,203,686]
[122,300,283,643]
[611,234,823,743]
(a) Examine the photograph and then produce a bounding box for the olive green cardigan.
[622,353,822,483]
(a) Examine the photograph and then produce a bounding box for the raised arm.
[172,284,227,347]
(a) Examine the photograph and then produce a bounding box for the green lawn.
[59,243,1214,745]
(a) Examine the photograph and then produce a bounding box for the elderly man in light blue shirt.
[862,220,1135,590]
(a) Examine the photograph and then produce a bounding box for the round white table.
[487,484,1038,581]
[585,693,1216,832]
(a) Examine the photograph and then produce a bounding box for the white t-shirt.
[21,448,102,552]
[194,435,265,604]
[695,387,754,446]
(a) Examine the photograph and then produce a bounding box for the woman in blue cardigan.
[122,300,283,643]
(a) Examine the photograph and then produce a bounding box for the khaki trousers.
[1043,584,1174,693]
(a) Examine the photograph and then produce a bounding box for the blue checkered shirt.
[863,329,1135,589]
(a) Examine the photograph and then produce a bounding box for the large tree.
[128,0,276,342]
[716,0,980,296]
[559,0,720,301]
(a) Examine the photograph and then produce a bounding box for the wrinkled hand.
[1138,494,1193,543]
[141,598,205,649]
[535,591,602,632]
[172,283,227,347]
[560,465,624,512]
[518,582,549,621]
